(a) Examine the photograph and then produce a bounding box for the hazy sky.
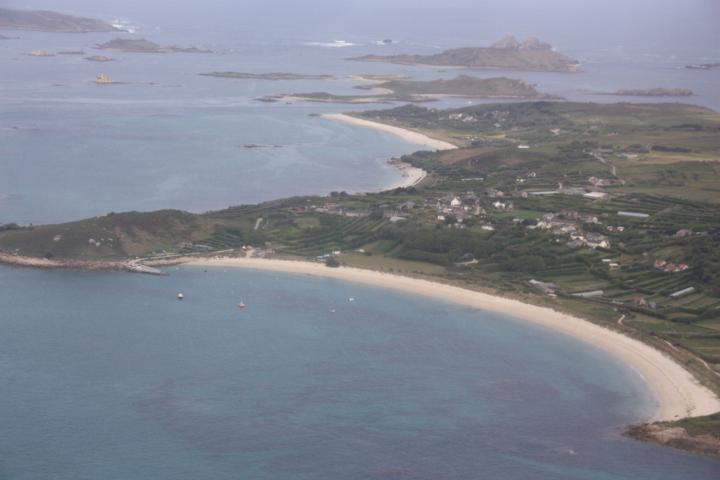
[5,0,720,53]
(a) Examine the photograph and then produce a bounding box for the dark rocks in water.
[85,55,115,62]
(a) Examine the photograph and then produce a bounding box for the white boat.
[177,293,184,300]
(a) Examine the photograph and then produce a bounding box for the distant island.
[260,75,549,104]
[85,55,115,63]
[349,74,409,82]
[200,72,336,80]
[94,74,126,85]
[596,88,694,97]
[0,33,20,40]
[57,50,86,56]
[96,38,213,54]
[200,72,414,83]
[358,75,548,98]
[686,62,720,70]
[259,92,388,104]
[26,50,54,57]
[351,36,579,72]
[0,8,120,33]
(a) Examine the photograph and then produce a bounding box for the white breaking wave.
[304,40,359,48]
[111,19,138,34]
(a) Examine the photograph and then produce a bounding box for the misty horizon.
[3,0,719,55]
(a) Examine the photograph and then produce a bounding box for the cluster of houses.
[566,232,611,250]
[447,112,480,123]
[531,211,611,249]
[654,259,690,273]
[434,193,487,226]
[587,176,624,187]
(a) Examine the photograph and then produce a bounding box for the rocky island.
[351,36,579,72]
[96,38,213,54]
[686,62,720,70]
[260,75,549,104]
[597,88,694,97]
[200,72,336,80]
[85,55,115,63]
[0,8,120,33]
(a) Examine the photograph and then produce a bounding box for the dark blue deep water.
[1,266,718,479]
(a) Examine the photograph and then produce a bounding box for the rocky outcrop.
[626,423,720,457]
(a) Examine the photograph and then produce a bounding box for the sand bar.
[322,113,458,151]
[182,256,720,422]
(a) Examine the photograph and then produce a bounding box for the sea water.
[2,4,720,477]
[0,266,718,479]
[1,15,718,224]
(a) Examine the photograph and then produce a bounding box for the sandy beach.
[182,256,720,423]
[322,113,458,151]
[385,159,427,189]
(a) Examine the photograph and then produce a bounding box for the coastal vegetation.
[627,413,720,456]
[356,75,547,98]
[0,8,119,33]
[351,35,579,72]
[260,75,547,104]
[2,100,720,451]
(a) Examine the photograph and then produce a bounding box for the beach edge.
[180,255,720,424]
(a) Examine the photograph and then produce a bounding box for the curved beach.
[322,113,458,151]
[182,256,720,422]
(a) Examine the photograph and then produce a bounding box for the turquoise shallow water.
[1,265,718,479]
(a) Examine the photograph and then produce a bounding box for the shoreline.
[385,158,427,190]
[322,113,455,190]
[322,113,458,151]
[180,256,720,423]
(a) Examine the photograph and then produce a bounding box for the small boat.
[237,301,246,309]
[177,293,184,300]
[348,297,355,302]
